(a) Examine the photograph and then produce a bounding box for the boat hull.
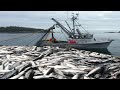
[67,41,112,49]
[40,41,112,49]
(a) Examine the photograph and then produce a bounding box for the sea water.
[0,31,120,56]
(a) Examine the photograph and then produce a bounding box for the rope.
[60,29,69,41]
[42,32,50,41]
[25,33,46,46]
[35,29,51,46]
[0,31,51,46]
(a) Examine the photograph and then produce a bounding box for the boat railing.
[94,37,114,42]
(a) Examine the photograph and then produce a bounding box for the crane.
[51,18,74,38]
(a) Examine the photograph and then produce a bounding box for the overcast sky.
[0,11,120,32]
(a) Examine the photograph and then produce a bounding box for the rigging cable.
[35,28,52,46]
[60,28,69,41]
[42,32,50,41]
[75,20,89,33]
[75,21,86,40]
[65,21,73,32]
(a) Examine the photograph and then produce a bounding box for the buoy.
[49,38,56,43]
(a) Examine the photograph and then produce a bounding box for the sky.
[0,11,120,32]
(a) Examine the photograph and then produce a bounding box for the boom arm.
[35,25,55,46]
[51,18,74,38]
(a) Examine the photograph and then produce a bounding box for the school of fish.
[0,46,120,79]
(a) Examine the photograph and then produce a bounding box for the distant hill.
[104,32,117,33]
[0,26,48,33]
[105,31,120,33]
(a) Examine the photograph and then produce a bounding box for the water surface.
[0,32,120,56]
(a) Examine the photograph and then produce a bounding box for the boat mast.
[71,13,79,34]
[72,13,75,34]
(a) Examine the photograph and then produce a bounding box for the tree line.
[0,26,47,33]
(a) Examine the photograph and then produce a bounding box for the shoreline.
[0,31,47,33]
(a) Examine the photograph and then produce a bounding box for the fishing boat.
[36,13,113,50]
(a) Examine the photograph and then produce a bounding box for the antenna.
[72,13,74,17]
[76,13,79,20]
[76,13,79,15]
[66,12,76,20]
